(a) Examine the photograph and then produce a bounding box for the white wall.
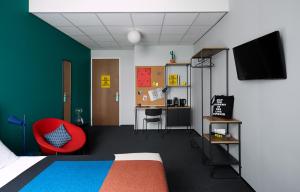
[29,0,229,13]
[193,0,300,191]
[91,50,135,125]
[135,45,194,66]
[135,45,194,129]
[91,46,194,128]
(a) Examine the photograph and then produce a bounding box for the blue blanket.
[20,161,113,192]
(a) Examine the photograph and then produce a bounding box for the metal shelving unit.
[192,48,242,177]
[165,63,192,130]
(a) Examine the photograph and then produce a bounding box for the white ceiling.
[34,12,226,50]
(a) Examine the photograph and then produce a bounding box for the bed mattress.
[0,156,45,188]
[0,153,168,192]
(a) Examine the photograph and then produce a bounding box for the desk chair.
[143,108,162,131]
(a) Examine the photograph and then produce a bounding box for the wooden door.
[92,59,119,126]
[63,61,71,122]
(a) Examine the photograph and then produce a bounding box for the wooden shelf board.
[192,137,239,166]
[167,106,191,109]
[167,85,191,88]
[136,106,191,109]
[203,134,239,144]
[136,105,166,109]
[203,116,242,124]
[166,63,191,66]
[192,64,214,68]
[192,48,229,59]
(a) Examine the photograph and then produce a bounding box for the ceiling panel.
[71,35,93,42]
[90,35,114,42]
[159,41,179,45]
[98,13,133,26]
[78,26,109,36]
[139,42,161,46]
[132,13,164,26]
[164,13,198,26]
[63,13,102,26]
[56,26,84,36]
[82,42,101,49]
[179,41,195,45]
[100,45,120,49]
[71,35,100,48]
[141,34,160,42]
[193,12,225,26]
[161,26,189,35]
[106,26,133,35]
[35,12,227,49]
[186,26,210,35]
[35,13,73,27]
[97,41,118,47]
[112,34,128,42]
[160,34,183,42]
[135,26,162,35]
[181,34,201,43]
[118,41,134,48]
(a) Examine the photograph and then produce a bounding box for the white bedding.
[115,153,162,162]
[0,156,45,188]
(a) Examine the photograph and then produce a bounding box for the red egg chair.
[33,118,86,155]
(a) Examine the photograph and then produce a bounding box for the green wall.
[0,0,91,154]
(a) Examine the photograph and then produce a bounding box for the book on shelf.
[210,133,224,138]
[168,74,180,86]
[211,128,226,135]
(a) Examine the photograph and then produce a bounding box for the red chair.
[33,118,86,155]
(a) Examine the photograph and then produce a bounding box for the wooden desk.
[134,106,191,130]
[135,106,166,130]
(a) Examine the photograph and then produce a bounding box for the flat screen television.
[233,31,286,80]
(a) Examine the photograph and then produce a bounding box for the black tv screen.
[233,31,286,80]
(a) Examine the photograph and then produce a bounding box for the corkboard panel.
[136,66,165,106]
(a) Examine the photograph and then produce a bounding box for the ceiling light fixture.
[127,30,141,44]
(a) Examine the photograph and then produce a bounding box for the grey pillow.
[44,124,71,148]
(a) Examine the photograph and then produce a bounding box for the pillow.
[0,140,18,169]
[115,153,162,163]
[44,124,71,148]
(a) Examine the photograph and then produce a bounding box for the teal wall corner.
[0,0,91,154]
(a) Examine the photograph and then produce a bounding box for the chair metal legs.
[143,119,163,132]
[143,119,147,132]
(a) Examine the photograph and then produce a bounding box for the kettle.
[173,97,179,107]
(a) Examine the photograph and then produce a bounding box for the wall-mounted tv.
[233,31,286,80]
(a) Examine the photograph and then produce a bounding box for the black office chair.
[143,108,162,131]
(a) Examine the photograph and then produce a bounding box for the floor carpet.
[87,126,255,192]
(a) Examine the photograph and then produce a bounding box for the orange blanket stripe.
[99,160,169,192]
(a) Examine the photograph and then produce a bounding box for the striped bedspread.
[19,153,168,192]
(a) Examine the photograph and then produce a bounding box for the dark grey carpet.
[88,126,254,192]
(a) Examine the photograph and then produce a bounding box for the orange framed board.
[136,66,165,106]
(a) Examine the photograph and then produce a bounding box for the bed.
[0,156,46,188]
[0,153,169,192]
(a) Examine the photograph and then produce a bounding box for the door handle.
[115,91,119,102]
[63,92,67,103]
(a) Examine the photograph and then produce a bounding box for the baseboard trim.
[119,125,134,129]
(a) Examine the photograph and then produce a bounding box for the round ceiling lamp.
[127,30,141,44]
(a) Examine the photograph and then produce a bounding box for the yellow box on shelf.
[168,74,179,86]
